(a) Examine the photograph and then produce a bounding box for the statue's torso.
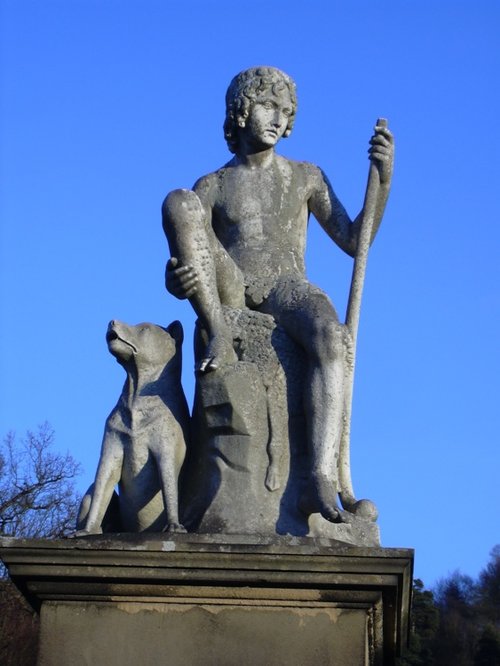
[199,155,317,280]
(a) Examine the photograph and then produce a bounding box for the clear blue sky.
[1,1,499,588]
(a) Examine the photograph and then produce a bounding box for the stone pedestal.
[0,535,413,666]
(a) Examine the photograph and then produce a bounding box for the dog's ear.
[166,320,184,345]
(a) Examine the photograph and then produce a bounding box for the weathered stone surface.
[184,361,272,534]
[39,601,367,666]
[163,66,394,533]
[184,307,379,545]
[74,66,394,551]
[0,535,413,666]
[75,320,189,535]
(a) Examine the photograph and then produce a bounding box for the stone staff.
[339,118,388,517]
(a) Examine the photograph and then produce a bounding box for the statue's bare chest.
[213,161,308,243]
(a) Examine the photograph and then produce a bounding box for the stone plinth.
[0,535,413,666]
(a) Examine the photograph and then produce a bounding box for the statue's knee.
[162,189,203,224]
[311,320,346,362]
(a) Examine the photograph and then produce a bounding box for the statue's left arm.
[308,123,394,258]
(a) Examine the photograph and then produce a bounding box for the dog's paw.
[163,522,187,534]
[71,529,92,538]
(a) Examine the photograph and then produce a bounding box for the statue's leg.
[162,189,243,371]
[261,278,347,523]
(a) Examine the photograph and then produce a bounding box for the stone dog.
[75,320,189,534]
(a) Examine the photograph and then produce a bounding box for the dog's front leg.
[75,429,124,536]
[156,436,186,534]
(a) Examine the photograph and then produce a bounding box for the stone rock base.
[185,308,380,545]
[0,535,413,666]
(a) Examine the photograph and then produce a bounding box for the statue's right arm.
[162,175,217,300]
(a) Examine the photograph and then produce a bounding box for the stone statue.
[162,66,393,532]
[75,67,392,544]
[75,320,189,535]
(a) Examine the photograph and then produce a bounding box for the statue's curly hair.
[224,67,298,154]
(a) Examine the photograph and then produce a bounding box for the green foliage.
[433,572,478,666]
[477,545,500,624]
[397,579,439,665]
[474,625,500,666]
[398,547,500,665]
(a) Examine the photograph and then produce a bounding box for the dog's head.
[106,320,183,370]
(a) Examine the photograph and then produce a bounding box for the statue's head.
[224,66,298,154]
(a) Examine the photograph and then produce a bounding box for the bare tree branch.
[0,423,81,543]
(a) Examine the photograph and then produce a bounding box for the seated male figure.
[163,67,393,522]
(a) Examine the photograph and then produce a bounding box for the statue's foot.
[299,485,346,524]
[319,502,346,524]
[197,333,237,373]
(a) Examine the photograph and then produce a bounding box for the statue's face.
[242,87,293,150]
